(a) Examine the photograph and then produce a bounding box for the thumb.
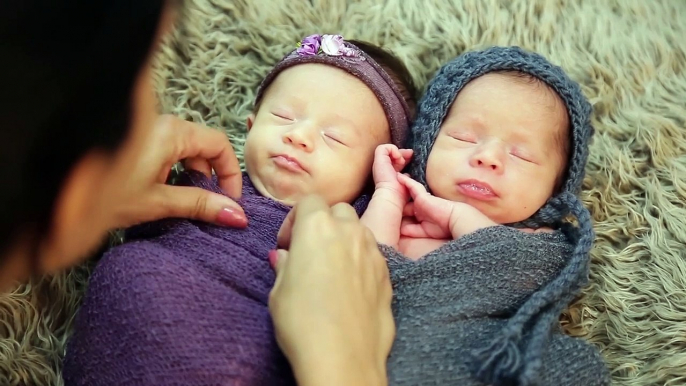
[269,249,289,296]
[269,249,289,274]
[153,185,248,227]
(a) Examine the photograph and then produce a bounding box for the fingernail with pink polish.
[216,207,247,227]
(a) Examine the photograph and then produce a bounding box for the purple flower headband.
[255,34,411,147]
[296,34,364,60]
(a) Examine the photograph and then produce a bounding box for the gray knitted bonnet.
[408,46,596,385]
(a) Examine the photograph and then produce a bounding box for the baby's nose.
[283,128,313,151]
[471,146,504,171]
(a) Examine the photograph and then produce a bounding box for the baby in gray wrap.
[361,47,610,385]
[362,69,567,258]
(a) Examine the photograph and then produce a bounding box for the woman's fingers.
[115,184,247,228]
[183,157,213,179]
[112,114,247,228]
[276,195,331,250]
[330,201,359,221]
[162,115,242,198]
[269,195,394,385]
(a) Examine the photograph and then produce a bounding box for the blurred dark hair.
[0,0,168,264]
[347,40,418,119]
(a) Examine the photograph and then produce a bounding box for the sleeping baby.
[62,34,416,386]
[361,46,611,386]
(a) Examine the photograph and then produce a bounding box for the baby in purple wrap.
[62,34,416,386]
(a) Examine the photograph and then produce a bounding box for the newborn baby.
[363,69,570,258]
[62,34,416,386]
[362,47,610,385]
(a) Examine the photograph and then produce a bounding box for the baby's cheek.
[427,147,454,171]
[425,153,452,185]
[337,160,372,198]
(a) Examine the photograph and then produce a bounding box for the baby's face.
[244,64,390,206]
[425,73,568,224]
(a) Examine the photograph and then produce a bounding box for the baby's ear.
[246,113,256,131]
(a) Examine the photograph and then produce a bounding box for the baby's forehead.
[452,72,568,121]
[444,72,570,147]
[498,72,566,112]
[465,72,559,100]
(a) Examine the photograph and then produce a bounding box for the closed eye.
[271,112,293,121]
[511,151,536,163]
[449,133,476,143]
[323,132,346,146]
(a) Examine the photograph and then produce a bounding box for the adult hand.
[269,195,394,386]
[111,114,247,229]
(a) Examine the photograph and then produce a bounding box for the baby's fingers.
[392,149,413,172]
[374,144,396,162]
[400,223,427,238]
[397,173,427,199]
[399,149,413,163]
[389,146,401,159]
[402,202,415,217]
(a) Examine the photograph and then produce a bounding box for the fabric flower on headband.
[296,34,321,56]
[296,34,363,59]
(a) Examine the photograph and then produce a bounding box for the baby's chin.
[249,173,311,207]
[449,195,541,225]
[488,207,543,225]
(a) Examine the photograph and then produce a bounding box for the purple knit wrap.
[255,34,411,147]
[62,170,370,386]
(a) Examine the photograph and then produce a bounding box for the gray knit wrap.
[406,46,597,385]
[382,228,610,385]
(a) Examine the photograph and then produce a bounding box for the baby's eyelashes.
[448,132,477,143]
[270,111,294,122]
[509,148,537,164]
[322,131,347,146]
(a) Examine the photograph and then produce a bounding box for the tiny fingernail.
[268,249,278,269]
[216,207,247,227]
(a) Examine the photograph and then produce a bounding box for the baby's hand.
[397,173,455,239]
[372,144,413,195]
[398,173,492,239]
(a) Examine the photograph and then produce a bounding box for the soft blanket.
[63,170,610,385]
[381,228,611,385]
[61,170,368,385]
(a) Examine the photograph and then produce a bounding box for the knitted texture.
[61,171,369,386]
[407,46,593,208]
[381,227,609,385]
[405,46,598,385]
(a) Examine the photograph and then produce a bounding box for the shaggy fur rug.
[1,0,685,385]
